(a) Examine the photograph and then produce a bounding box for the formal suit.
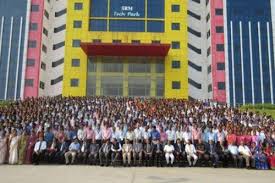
[55,141,68,164]
[174,143,186,163]
[153,143,163,166]
[111,142,122,165]
[143,143,153,166]
[122,143,133,165]
[78,142,89,164]
[206,143,219,166]
[88,143,100,165]
[133,142,143,165]
[99,143,111,166]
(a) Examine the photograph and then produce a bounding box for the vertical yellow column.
[123,58,129,96]
[96,57,102,95]
[150,59,156,97]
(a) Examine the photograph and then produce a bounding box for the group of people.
[0,97,274,169]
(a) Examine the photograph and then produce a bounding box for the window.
[25,79,34,87]
[31,5,39,12]
[172,4,180,12]
[90,0,108,17]
[41,62,46,70]
[172,41,180,49]
[51,76,63,85]
[28,40,37,48]
[74,2,83,10]
[216,44,224,51]
[72,59,80,67]
[172,60,181,69]
[216,26,224,33]
[147,21,164,32]
[71,79,79,87]
[206,13,210,22]
[207,29,210,39]
[72,40,81,47]
[27,59,35,67]
[54,24,66,33]
[217,63,225,70]
[43,27,48,36]
[218,82,225,90]
[215,8,223,15]
[172,81,181,89]
[109,20,145,32]
[40,81,45,90]
[53,41,65,50]
[152,40,161,44]
[208,65,211,74]
[52,58,64,67]
[132,40,140,44]
[89,19,107,31]
[42,44,47,53]
[113,40,121,44]
[55,9,67,17]
[73,20,82,28]
[208,84,212,92]
[147,0,164,18]
[156,61,165,73]
[44,10,49,19]
[93,39,101,43]
[207,47,211,56]
[171,23,180,30]
[30,23,38,31]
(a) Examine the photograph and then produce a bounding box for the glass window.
[87,75,96,96]
[171,4,180,12]
[41,62,46,70]
[147,0,164,18]
[90,0,108,17]
[25,79,34,87]
[147,21,164,32]
[42,44,47,53]
[72,40,81,47]
[31,5,39,12]
[53,41,65,50]
[171,23,180,30]
[40,81,45,90]
[72,59,80,67]
[172,41,180,49]
[27,59,35,67]
[172,81,181,89]
[73,20,82,28]
[51,76,63,85]
[71,79,79,87]
[52,58,64,67]
[30,23,38,31]
[128,76,151,96]
[89,19,107,31]
[102,57,123,72]
[218,82,225,90]
[101,76,123,96]
[208,84,212,92]
[110,20,145,32]
[110,0,145,18]
[156,77,164,97]
[28,40,37,48]
[128,58,150,73]
[156,60,165,73]
[88,57,97,72]
[44,10,49,19]
[43,27,48,36]
[216,26,224,33]
[208,65,211,74]
[217,63,225,70]
[216,44,224,51]
[172,60,180,68]
[74,3,83,10]
[215,8,223,15]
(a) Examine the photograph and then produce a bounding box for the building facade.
[0,0,275,105]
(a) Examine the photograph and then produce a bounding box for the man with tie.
[143,139,153,166]
[111,138,122,166]
[122,139,133,166]
[206,140,219,167]
[32,135,47,165]
[133,139,143,166]
[99,139,111,166]
[174,138,185,166]
[65,137,80,165]
[164,140,175,167]
[55,138,68,164]
[88,139,100,165]
[153,139,163,167]
[78,139,89,164]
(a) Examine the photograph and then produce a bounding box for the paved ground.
[0,166,275,183]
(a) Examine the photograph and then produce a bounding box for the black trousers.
[32,150,46,165]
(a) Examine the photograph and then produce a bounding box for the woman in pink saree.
[25,130,37,164]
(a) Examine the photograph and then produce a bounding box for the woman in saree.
[25,130,37,164]
[0,132,8,164]
[18,130,29,164]
[8,129,20,164]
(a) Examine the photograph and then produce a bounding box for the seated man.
[238,141,253,168]
[99,140,111,166]
[228,142,240,168]
[55,138,68,164]
[88,139,100,165]
[133,139,143,166]
[206,140,219,167]
[174,139,185,166]
[143,139,153,166]
[122,139,133,166]
[196,138,209,165]
[78,139,89,164]
[65,137,80,165]
[111,139,122,166]
[32,135,47,165]
[164,141,175,167]
[185,140,198,167]
[153,140,163,167]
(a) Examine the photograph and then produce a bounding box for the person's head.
[113,138,117,144]
[168,140,171,145]
[187,139,191,145]
[240,141,244,146]
[125,139,129,144]
[176,139,181,144]
[39,135,43,142]
[73,137,78,143]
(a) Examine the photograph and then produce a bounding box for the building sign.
[110,0,145,18]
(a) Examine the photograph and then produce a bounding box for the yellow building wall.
[63,0,188,99]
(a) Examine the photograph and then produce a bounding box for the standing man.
[164,141,175,167]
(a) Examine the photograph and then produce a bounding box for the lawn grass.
[240,104,275,119]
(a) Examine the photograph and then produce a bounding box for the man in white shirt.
[185,140,198,167]
[122,139,133,166]
[228,143,240,168]
[164,140,175,167]
[32,135,47,165]
[166,126,176,143]
[238,141,253,168]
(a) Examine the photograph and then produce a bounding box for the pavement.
[0,166,275,183]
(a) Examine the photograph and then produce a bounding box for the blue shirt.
[151,130,160,140]
[69,142,80,151]
[44,132,54,143]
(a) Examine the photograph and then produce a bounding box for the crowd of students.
[0,97,274,169]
